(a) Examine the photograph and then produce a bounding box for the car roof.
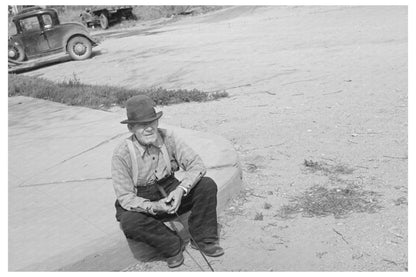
[13,7,57,21]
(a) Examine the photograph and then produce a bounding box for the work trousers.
[115,176,219,258]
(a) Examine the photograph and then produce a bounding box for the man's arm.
[171,132,207,195]
[111,153,152,212]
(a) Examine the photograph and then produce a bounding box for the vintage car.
[80,6,136,29]
[8,6,99,62]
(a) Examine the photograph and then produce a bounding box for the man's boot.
[166,239,185,268]
[190,240,224,257]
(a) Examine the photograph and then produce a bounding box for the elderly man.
[111,95,224,268]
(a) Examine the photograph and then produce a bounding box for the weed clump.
[254,212,264,221]
[275,184,382,219]
[303,159,355,175]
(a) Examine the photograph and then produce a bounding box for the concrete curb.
[9,96,242,271]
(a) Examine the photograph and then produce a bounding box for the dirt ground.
[22,6,408,271]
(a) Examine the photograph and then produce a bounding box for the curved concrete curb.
[8,96,242,271]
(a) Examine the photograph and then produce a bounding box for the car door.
[39,13,64,52]
[18,15,51,58]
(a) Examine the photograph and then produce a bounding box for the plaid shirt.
[111,128,206,212]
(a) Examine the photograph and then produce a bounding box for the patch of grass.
[8,74,228,109]
[275,184,382,219]
[254,212,264,221]
[303,159,355,175]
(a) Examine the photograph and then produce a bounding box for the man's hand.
[149,199,171,215]
[164,187,184,214]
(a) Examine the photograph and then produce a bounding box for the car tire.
[100,13,109,29]
[67,36,92,61]
[8,44,25,62]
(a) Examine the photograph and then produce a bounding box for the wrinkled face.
[130,119,159,145]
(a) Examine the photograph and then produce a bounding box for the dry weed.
[303,159,355,175]
[275,184,382,219]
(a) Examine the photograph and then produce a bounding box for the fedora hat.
[120,95,163,124]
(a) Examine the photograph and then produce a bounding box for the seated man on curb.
[111,95,224,268]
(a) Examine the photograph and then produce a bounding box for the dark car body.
[9,7,99,61]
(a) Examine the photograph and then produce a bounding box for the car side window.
[42,14,53,28]
[20,17,41,32]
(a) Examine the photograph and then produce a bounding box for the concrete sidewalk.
[8,96,242,271]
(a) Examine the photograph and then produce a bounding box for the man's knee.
[196,177,218,195]
[119,211,146,238]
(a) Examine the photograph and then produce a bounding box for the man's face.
[131,119,159,145]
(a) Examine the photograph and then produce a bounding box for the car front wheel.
[67,36,92,61]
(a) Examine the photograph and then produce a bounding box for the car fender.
[62,32,99,54]
[8,36,24,49]
[8,34,28,62]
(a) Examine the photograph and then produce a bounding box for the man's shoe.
[166,250,184,268]
[166,240,185,268]
[190,240,224,257]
